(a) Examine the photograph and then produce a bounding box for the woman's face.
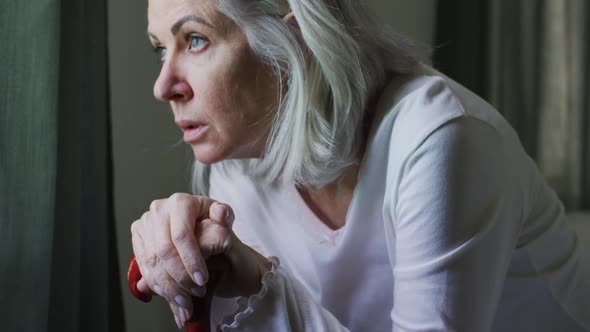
[147,0,279,163]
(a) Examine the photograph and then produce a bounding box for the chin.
[190,144,228,165]
[190,141,263,164]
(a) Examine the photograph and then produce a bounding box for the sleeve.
[213,257,351,331]
[390,116,523,332]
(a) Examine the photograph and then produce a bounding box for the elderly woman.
[131,0,590,331]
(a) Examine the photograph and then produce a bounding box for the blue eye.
[188,34,208,52]
[153,46,167,63]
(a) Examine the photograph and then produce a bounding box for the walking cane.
[127,254,229,332]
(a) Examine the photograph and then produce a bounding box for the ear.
[282,12,300,30]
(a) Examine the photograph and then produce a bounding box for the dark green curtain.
[434,0,590,211]
[1,0,124,331]
[586,3,590,211]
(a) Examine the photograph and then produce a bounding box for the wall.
[108,1,436,331]
[109,2,192,332]
[365,0,436,47]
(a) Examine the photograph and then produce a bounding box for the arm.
[390,117,522,331]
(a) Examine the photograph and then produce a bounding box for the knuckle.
[169,192,183,201]
[149,199,163,213]
[185,258,201,273]
[206,222,222,234]
[156,242,177,260]
[169,269,190,286]
[182,250,202,268]
[197,222,231,256]
[171,226,192,244]
[146,254,158,268]
[161,280,181,298]
[138,253,158,269]
[207,221,230,237]
[130,220,139,234]
[170,192,192,207]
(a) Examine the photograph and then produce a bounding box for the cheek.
[186,66,229,118]
[186,73,250,152]
[184,43,278,158]
[189,64,256,125]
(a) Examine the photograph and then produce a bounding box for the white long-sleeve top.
[208,69,590,331]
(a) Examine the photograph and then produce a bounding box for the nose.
[153,59,194,102]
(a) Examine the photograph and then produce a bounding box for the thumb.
[137,278,157,296]
[209,202,234,228]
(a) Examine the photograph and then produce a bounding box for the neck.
[295,72,395,229]
[297,163,361,230]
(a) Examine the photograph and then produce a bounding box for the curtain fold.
[434,0,590,211]
[486,0,543,159]
[1,0,124,331]
[535,0,586,209]
[0,1,60,331]
[584,4,590,208]
[433,0,489,98]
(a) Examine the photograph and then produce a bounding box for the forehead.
[147,0,221,32]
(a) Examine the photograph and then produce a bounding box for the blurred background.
[1,0,588,331]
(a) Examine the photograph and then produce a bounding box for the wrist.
[224,235,271,297]
[247,245,272,283]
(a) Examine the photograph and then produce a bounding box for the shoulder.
[369,65,522,168]
[372,67,532,219]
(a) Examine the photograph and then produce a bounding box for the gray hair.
[192,0,421,195]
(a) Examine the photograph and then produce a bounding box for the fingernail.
[153,285,163,297]
[191,286,206,297]
[212,203,227,221]
[175,295,191,309]
[193,271,207,286]
[179,308,187,325]
[174,314,182,329]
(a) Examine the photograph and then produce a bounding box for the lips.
[175,120,209,143]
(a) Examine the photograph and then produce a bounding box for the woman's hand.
[130,193,271,328]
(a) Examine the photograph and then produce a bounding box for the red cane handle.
[127,254,230,332]
[127,255,152,303]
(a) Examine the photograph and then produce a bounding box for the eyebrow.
[171,15,215,35]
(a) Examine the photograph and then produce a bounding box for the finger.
[159,194,217,282]
[138,213,179,299]
[136,278,156,296]
[130,219,146,267]
[169,193,221,221]
[196,218,232,258]
[150,217,199,296]
[143,255,195,314]
[189,194,222,221]
[131,220,157,295]
[151,207,208,297]
[169,204,210,290]
[209,202,235,228]
[157,273,194,317]
[168,301,192,329]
